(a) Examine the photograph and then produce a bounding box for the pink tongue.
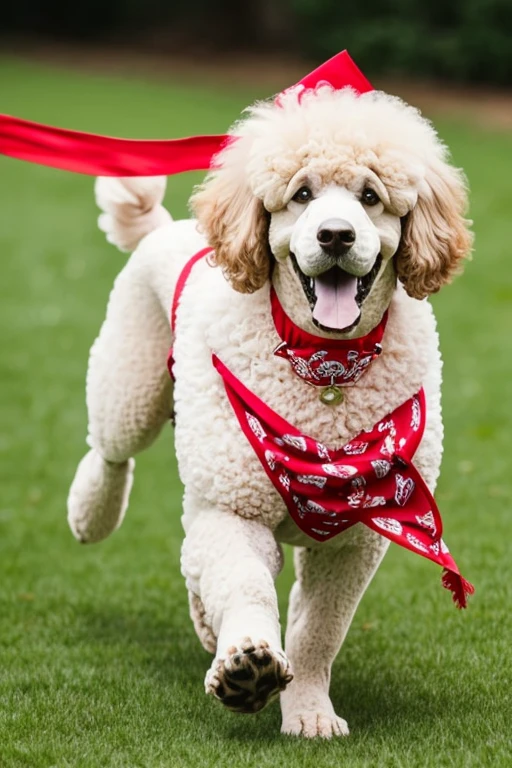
[312,268,360,330]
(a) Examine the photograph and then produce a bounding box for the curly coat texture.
[191,87,472,297]
[67,84,473,738]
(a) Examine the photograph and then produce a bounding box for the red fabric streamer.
[0,51,372,177]
[0,116,231,177]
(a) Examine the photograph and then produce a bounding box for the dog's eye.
[361,188,380,206]
[292,186,313,204]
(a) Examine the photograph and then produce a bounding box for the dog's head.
[191,87,473,335]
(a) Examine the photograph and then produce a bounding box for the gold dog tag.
[320,385,344,406]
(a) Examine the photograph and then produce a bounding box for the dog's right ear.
[190,142,271,294]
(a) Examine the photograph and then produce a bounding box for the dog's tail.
[95,176,172,252]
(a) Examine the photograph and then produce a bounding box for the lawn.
[0,58,511,768]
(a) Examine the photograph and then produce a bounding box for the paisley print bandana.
[271,287,387,389]
[213,355,474,609]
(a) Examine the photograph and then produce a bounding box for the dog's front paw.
[205,638,293,713]
[281,710,349,739]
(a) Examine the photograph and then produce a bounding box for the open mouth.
[290,254,382,333]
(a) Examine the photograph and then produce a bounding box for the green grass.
[0,58,511,767]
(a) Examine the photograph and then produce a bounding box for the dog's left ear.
[191,141,271,294]
[396,159,473,299]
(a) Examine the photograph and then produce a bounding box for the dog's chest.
[173,269,435,525]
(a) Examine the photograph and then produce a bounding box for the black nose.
[317,219,356,256]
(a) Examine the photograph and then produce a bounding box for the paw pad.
[205,637,292,713]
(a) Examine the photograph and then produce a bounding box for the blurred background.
[0,5,511,768]
[2,0,512,84]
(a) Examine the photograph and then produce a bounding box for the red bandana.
[170,251,474,608]
[214,356,473,608]
[271,287,387,398]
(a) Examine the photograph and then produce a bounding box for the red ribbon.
[0,51,372,177]
[0,118,231,177]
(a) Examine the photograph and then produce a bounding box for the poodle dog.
[67,85,472,738]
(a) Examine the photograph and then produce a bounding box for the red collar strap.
[171,247,214,333]
[0,51,372,177]
[167,246,213,383]
[168,249,386,397]
[271,286,387,398]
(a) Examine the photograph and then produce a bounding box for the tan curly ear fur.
[191,149,271,294]
[396,160,473,299]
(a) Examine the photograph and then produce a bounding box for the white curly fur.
[67,87,471,738]
[96,175,172,252]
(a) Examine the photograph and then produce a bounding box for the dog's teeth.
[309,278,314,289]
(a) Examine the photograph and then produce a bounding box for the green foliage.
[3,0,512,83]
[1,60,511,766]
[291,0,512,84]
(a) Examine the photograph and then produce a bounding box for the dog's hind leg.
[280,529,389,738]
[67,232,183,543]
[181,508,293,713]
